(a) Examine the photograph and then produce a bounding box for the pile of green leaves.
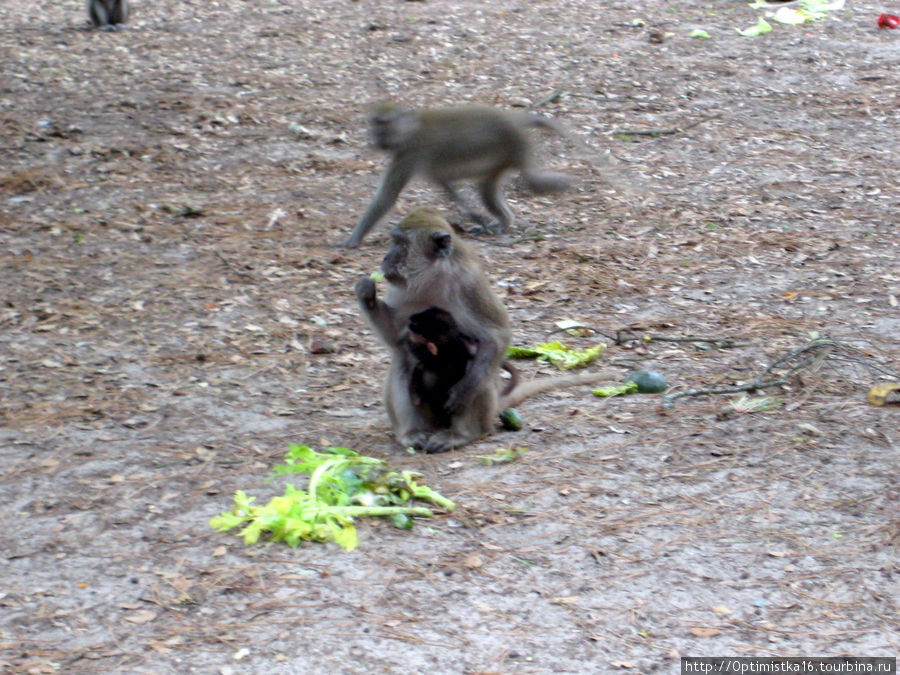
[507,341,605,370]
[210,445,455,551]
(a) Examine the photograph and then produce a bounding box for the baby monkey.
[341,103,572,247]
[88,0,129,31]
[406,307,480,428]
[407,307,519,429]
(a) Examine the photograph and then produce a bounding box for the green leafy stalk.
[593,382,639,397]
[477,447,527,465]
[507,341,605,370]
[211,445,454,550]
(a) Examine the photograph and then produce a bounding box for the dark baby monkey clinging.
[405,307,519,429]
[340,103,572,247]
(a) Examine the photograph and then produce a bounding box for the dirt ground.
[1,0,898,673]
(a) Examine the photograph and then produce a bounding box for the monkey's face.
[381,232,410,285]
[381,227,454,287]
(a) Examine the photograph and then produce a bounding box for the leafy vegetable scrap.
[507,341,606,370]
[210,445,455,551]
[477,447,527,466]
[741,0,845,35]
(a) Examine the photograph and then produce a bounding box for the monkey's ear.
[430,232,453,258]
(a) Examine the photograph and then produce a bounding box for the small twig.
[215,251,254,278]
[614,328,750,349]
[664,378,788,408]
[645,335,754,348]
[529,90,565,110]
[567,93,612,104]
[613,113,722,138]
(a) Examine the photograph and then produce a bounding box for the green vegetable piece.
[738,17,772,35]
[389,513,414,530]
[477,447,527,466]
[210,445,454,550]
[625,370,669,393]
[499,408,523,431]
[506,346,543,359]
[592,382,639,397]
[772,7,807,23]
[370,270,385,282]
[506,341,606,370]
[690,29,711,38]
[398,470,456,511]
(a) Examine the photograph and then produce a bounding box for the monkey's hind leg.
[474,171,514,235]
[438,181,492,230]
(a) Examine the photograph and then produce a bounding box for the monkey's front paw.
[401,432,431,452]
[354,277,377,306]
[444,385,469,413]
[422,432,454,454]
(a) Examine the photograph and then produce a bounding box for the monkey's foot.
[467,221,506,236]
[421,431,460,454]
[400,431,432,452]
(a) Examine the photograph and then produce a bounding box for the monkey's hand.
[444,381,473,414]
[355,277,377,308]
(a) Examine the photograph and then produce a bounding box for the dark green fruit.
[626,369,668,393]
[388,513,413,530]
[499,408,523,431]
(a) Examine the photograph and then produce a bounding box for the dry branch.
[663,337,898,408]
[613,113,722,138]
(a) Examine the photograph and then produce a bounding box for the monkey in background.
[88,0,129,31]
[356,207,609,453]
[340,103,572,247]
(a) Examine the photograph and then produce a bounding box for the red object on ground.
[877,13,900,28]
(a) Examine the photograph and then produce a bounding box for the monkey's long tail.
[522,171,571,194]
[499,371,616,409]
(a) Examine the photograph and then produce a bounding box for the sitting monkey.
[356,207,608,452]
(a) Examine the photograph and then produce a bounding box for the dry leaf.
[711,605,732,616]
[690,626,722,637]
[550,595,580,605]
[463,554,483,569]
[126,610,158,624]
